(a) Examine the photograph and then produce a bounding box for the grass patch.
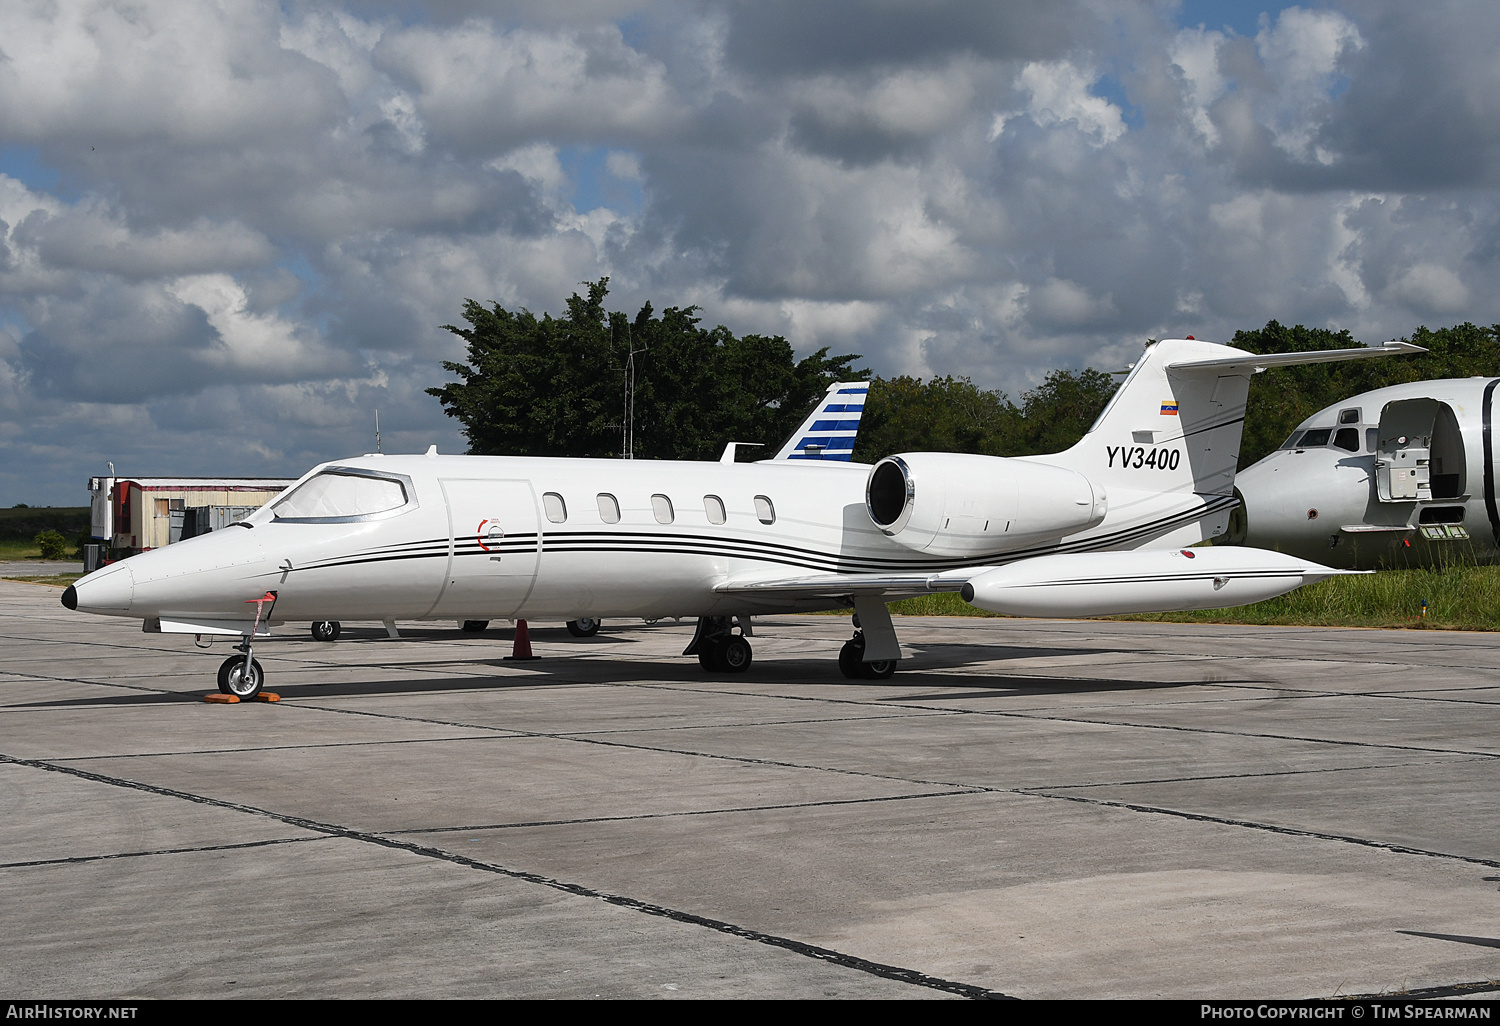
[0,541,46,560]
[2,574,83,588]
[875,564,1500,632]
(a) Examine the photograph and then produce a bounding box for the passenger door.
[431,479,540,619]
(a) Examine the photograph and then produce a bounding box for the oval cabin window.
[704,495,726,525]
[651,494,674,524]
[597,493,620,524]
[754,495,776,525]
[543,492,567,523]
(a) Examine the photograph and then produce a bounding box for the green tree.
[34,530,67,559]
[853,368,1118,463]
[428,280,867,459]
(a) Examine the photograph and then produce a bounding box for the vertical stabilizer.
[1025,339,1256,546]
[772,381,870,461]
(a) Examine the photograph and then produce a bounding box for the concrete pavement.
[2,578,1498,999]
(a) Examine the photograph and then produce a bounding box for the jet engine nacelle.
[865,452,1106,557]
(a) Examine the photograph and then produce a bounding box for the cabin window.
[704,495,726,525]
[543,492,567,523]
[1333,428,1360,452]
[597,493,620,524]
[651,494,674,524]
[274,471,408,521]
[754,495,776,525]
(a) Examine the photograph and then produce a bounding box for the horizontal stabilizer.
[1166,341,1424,375]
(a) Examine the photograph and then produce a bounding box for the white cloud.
[994,62,1126,147]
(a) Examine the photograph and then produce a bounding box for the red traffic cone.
[504,618,541,661]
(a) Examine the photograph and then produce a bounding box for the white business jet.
[1228,377,1499,568]
[62,338,1417,698]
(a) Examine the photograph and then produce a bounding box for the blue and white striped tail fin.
[771,381,869,461]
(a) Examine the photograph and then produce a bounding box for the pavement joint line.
[1030,789,1500,869]
[45,734,520,761]
[1027,756,1478,792]
[621,681,1500,762]
[387,789,988,835]
[0,834,334,869]
[0,749,1011,1000]
[1343,979,1500,1000]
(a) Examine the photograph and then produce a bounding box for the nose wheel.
[218,652,264,699]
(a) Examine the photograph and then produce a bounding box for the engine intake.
[866,452,1105,557]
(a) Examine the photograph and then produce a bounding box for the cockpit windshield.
[273,471,409,521]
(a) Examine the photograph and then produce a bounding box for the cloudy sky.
[3,0,1498,505]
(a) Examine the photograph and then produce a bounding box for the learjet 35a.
[62,337,1418,698]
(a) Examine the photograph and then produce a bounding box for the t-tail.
[771,381,870,461]
[1025,337,1423,550]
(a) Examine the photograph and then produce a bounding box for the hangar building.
[89,476,297,555]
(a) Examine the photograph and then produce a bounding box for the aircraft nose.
[64,562,135,614]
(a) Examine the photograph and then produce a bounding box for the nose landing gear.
[218,643,264,699]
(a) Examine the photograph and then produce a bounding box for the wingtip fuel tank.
[959,546,1350,618]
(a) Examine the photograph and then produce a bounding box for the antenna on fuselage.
[617,321,648,460]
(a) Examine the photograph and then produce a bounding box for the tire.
[566,618,601,638]
[217,655,264,699]
[862,659,897,680]
[698,643,719,670]
[838,637,865,679]
[461,620,490,633]
[716,635,753,673]
[310,620,341,642]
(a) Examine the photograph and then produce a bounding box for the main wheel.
[862,658,897,680]
[838,637,865,679]
[698,642,719,670]
[566,618,601,637]
[310,620,341,642]
[461,620,490,633]
[715,635,753,673]
[217,655,264,699]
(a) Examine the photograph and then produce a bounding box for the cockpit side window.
[273,471,410,522]
[1333,428,1360,452]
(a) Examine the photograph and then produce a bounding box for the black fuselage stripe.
[286,499,1237,579]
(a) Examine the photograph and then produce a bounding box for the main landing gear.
[217,639,264,699]
[566,618,601,637]
[684,616,753,674]
[837,605,901,680]
[310,620,341,642]
[838,630,896,679]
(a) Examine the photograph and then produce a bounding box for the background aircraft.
[62,338,1415,698]
[1226,377,1497,568]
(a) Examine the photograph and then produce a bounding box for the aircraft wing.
[714,570,978,600]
